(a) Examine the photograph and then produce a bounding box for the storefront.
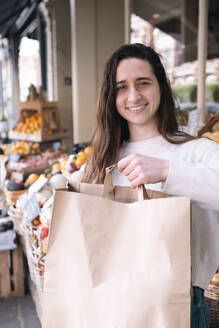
[0,0,218,325]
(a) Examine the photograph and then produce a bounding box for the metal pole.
[124,0,132,43]
[197,0,209,124]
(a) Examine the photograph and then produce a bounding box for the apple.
[39,264,45,276]
[40,226,49,239]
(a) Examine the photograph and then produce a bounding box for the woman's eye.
[139,81,149,87]
[116,85,126,92]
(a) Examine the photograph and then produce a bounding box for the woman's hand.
[117,153,169,188]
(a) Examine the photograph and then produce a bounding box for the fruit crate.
[0,245,24,298]
[8,101,67,142]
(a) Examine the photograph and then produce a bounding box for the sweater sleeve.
[162,139,219,211]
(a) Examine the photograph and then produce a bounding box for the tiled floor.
[0,294,41,328]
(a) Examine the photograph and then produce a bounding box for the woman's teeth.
[128,104,146,112]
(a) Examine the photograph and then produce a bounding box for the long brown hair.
[83,43,195,183]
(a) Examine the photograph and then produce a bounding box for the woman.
[83,43,219,327]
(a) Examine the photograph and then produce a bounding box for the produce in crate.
[13,113,42,135]
[39,225,49,240]
[32,216,41,226]
[2,141,40,155]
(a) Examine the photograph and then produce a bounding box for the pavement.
[0,294,41,328]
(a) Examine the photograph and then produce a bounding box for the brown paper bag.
[42,166,191,328]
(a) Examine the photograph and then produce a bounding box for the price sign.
[188,108,201,130]
[16,192,28,209]
[23,195,41,223]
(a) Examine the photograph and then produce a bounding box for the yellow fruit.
[213,131,219,137]
[84,146,92,157]
[24,173,39,185]
[60,158,67,171]
[77,151,86,161]
[213,137,219,143]
[75,156,86,167]
[202,132,213,139]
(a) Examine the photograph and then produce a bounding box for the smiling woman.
[83,43,195,184]
[82,43,219,328]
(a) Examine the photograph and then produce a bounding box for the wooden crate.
[0,245,24,298]
[8,101,67,142]
[19,101,61,131]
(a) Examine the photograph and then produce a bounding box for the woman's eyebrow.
[116,80,126,85]
[136,77,152,82]
[116,77,153,84]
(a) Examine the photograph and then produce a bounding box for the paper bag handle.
[103,164,149,200]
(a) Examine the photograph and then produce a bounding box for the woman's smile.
[126,103,148,112]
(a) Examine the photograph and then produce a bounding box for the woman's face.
[115,57,161,141]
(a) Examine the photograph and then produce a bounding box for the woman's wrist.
[161,159,169,182]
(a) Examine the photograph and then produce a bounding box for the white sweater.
[112,135,219,290]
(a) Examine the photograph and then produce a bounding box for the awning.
[0,0,42,38]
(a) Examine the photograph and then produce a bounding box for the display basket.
[204,272,219,328]
[205,296,219,328]
[4,189,27,206]
[205,284,219,302]
[21,222,44,297]
[8,206,24,235]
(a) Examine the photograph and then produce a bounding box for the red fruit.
[67,162,77,173]
[39,264,45,276]
[40,226,49,239]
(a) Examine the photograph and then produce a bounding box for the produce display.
[13,113,42,135]
[2,141,40,155]
[3,144,92,294]
[1,98,91,295]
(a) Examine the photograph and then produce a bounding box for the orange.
[84,146,92,157]
[75,156,86,167]
[77,151,86,159]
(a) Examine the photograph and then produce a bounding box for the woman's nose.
[127,86,141,103]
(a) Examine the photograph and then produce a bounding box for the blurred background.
[0,0,218,147]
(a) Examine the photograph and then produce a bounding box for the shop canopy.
[0,0,42,38]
